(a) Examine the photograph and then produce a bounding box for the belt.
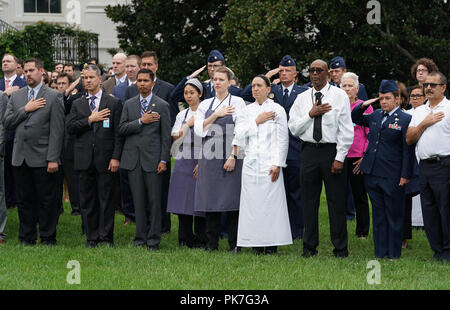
[422,155,450,164]
[303,142,336,148]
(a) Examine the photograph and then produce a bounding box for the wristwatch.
[232,154,238,160]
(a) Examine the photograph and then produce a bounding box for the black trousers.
[161,164,171,233]
[205,211,239,250]
[62,158,79,212]
[419,160,450,258]
[14,163,59,243]
[178,214,206,246]
[403,194,413,240]
[347,157,370,237]
[78,165,117,244]
[300,143,348,253]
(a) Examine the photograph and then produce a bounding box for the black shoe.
[264,247,278,255]
[179,241,192,248]
[205,246,218,252]
[302,248,318,258]
[86,241,98,248]
[252,247,264,255]
[433,252,443,261]
[41,240,56,246]
[20,240,36,246]
[71,210,81,216]
[147,244,159,251]
[98,241,114,247]
[191,241,206,249]
[333,248,349,258]
[229,246,241,254]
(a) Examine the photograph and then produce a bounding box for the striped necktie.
[28,89,35,101]
[140,98,148,116]
[89,96,96,112]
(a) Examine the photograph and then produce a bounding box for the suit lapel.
[99,92,108,111]
[152,79,161,97]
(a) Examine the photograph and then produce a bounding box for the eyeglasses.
[423,83,444,89]
[308,68,324,74]
[410,94,424,99]
[416,69,428,73]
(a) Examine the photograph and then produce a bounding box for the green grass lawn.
[0,192,448,290]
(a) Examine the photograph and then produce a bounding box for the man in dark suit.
[67,64,123,247]
[119,68,171,250]
[112,55,141,225]
[352,80,413,260]
[240,55,308,239]
[1,53,27,210]
[4,58,65,245]
[123,51,174,232]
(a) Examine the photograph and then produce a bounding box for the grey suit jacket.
[119,93,171,172]
[0,91,9,157]
[3,85,65,167]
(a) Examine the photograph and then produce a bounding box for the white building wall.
[0,0,128,67]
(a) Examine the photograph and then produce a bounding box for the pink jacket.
[348,99,373,158]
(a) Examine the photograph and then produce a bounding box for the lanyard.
[208,93,232,112]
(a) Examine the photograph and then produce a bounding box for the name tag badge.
[103,119,110,128]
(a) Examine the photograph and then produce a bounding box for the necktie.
[140,98,148,116]
[282,88,289,106]
[313,92,323,142]
[89,96,96,112]
[381,111,389,125]
[28,89,35,101]
[5,79,10,89]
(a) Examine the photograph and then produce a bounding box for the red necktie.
[5,79,10,89]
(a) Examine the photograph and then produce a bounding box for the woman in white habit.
[235,75,292,254]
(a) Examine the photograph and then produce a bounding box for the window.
[24,0,61,13]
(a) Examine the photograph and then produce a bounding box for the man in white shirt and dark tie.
[288,59,354,258]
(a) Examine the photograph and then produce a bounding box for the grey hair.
[83,64,102,76]
[341,72,359,86]
[428,71,447,85]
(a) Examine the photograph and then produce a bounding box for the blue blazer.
[352,104,413,180]
[113,79,130,104]
[0,76,27,141]
[0,76,27,92]
[241,82,308,161]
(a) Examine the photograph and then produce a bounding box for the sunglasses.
[308,68,325,74]
[423,83,444,88]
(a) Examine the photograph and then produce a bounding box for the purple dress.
[194,95,243,212]
[167,109,204,216]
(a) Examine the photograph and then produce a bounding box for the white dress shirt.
[234,99,289,174]
[86,89,103,110]
[288,83,354,162]
[409,97,450,160]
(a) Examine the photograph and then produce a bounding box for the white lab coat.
[234,99,292,247]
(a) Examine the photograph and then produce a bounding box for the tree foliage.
[105,0,229,84]
[0,21,98,72]
[106,0,450,95]
[221,0,450,96]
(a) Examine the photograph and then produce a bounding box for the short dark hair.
[137,68,155,80]
[57,72,73,84]
[254,75,270,87]
[87,57,98,64]
[17,58,24,67]
[63,63,75,71]
[25,58,44,69]
[140,51,158,64]
[409,84,424,96]
[3,53,19,64]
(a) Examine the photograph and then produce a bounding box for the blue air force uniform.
[352,80,414,259]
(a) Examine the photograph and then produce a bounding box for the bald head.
[112,53,127,79]
[309,59,329,90]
